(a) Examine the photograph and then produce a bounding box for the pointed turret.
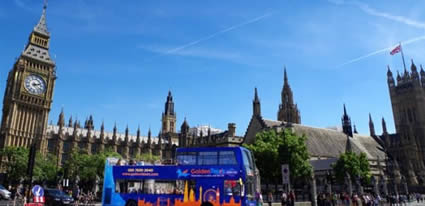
[87,115,94,130]
[73,120,78,137]
[397,71,401,84]
[113,122,118,142]
[253,87,261,117]
[353,124,358,134]
[410,59,421,85]
[68,116,73,127]
[58,108,65,127]
[369,113,375,136]
[34,0,49,37]
[278,67,301,123]
[180,118,190,147]
[181,118,189,134]
[162,91,177,133]
[341,104,353,137]
[387,66,395,88]
[136,125,141,144]
[382,117,388,134]
[21,0,54,64]
[100,121,105,142]
[125,125,129,142]
[147,128,152,146]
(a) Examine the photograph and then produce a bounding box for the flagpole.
[400,42,407,70]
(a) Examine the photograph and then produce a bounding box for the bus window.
[144,179,155,194]
[242,150,254,176]
[177,152,197,165]
[219,151,237,165]
[224,180,241,197]
[154,180,184,194]
[115,180,143,194]
[198,151,218,165]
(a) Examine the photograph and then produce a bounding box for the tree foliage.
[135,153,160,164]
[0,146,28,186]
[63,149,121,191]
[332,152,371,183]
[244,128,312,184]
[33,152,59,186]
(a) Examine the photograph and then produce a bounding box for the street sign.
[31,185,44,197]
[281,164,290,185]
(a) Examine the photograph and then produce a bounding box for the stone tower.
[162,91,176,133]
[341,104,353,137]
[0,1,56,153]
[277,68,301,123]
[253,87,261,117]
[387,61,425,183]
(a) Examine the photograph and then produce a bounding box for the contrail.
[157,12,273,57]
[337,34,425,68]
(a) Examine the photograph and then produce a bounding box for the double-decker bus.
[101,146,259,206]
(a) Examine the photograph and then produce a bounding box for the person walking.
[267,192,274,206]
[281,192,287,206]
[288,190,295,206]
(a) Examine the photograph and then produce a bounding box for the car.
[44,188,74,206]
[0,185,11,200]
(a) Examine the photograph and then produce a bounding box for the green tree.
[0,146,28,186]
[63,149,121,191]
[332,152,371,183]
[278,129,312,181]
[244,128,312,186]
[135,153,160,164]
[33,152,59,186]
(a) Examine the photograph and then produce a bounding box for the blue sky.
[1,0,425,136]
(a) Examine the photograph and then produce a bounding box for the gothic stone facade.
[376,61,425,185]
[245,69,386,182]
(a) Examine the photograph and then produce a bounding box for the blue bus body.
[102,147,259,206]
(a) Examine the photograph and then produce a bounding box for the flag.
[390,44,401,55]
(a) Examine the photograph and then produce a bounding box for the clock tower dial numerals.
[24,74,47,95]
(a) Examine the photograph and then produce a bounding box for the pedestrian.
[289,190,295,206]
[281,192,287,206]
[259,193,264,206]
[267,192,273,206]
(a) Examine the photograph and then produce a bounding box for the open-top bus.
[101,146,259,206]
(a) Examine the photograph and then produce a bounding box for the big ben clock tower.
[0,1,56,153]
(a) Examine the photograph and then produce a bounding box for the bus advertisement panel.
[102,147,258,206]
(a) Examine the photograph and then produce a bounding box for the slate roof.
[310,158,338,171]
[292,123,385,160]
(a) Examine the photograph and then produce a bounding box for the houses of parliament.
[0,2,241,167]
[3,1,425,188]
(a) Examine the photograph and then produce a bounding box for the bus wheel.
[126,200,137,206]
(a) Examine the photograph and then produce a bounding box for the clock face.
[24,74,46,95]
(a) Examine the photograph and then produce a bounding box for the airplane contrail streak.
[337,34,425,68]
[163,12,273,55]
